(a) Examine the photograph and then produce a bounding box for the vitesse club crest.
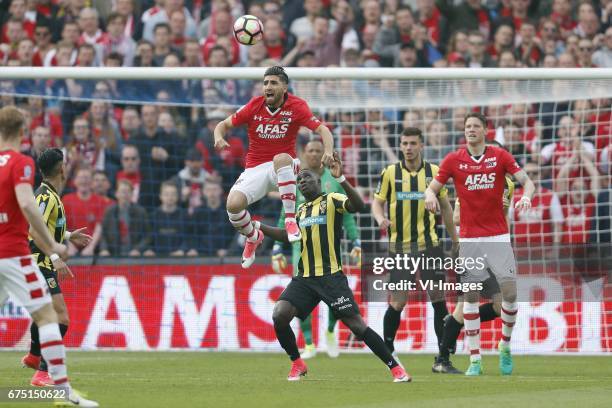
[425,177,433,186]
[47,278,57,289]
[319,199,327,215]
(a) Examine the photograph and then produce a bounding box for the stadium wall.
[1,263,610,355]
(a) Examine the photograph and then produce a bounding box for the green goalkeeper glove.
[350,239,361,267]
[271,243,287,274]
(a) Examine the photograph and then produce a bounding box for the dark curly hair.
[264,66,289,84]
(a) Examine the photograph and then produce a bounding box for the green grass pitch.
[1,352,611,408]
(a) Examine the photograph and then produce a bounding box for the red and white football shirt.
[0,150,35,258]
[231,93,321,168]
[436,146,522,238]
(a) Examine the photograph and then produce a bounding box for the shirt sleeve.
[36,191,57,230]
[329,192,349,214]
[374,167,390,201]
[431,165,448,199]
[231,98,255,127]
[297,100,321,131]
[11,155,35,187]
[500,149,522,175]
[435,153,454,185]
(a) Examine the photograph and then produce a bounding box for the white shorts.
[230,159,300,205]
[459,234,517,284]
[0,255,52,314]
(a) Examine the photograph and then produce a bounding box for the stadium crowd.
[0,0,610,257]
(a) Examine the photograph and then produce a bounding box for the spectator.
[142,0,197,43]
[373,6,415,67]
[515,20,543,67]
[199,45,241,104]
[101,12,136,66]
[172,148,209,214]
[51,0,86,41]
[188,180,233,257]
[360,0,382,30]
[169,9,190,51]
[498,49,519,67]
[27,97,63,146]
[446,29,469,58]
[416,0,441,48]
[116,144,142,203]
[130,104,181,210]
[436,0,491,48]
[424,121,452,161]
[555,150,600,244]
[0,17,26,58]
[149,181,189,256]
[199,9,239,66]
[62,167,107,256]
[25,125,51,188]
[152,23,178,66]
[577,37,596,67]
[32,22,53,66]
[120,106,141,140]
[551,0,576,40]
[114,0,143,41]
[65,116,102,179]
[593,26,612,67]
[183,38,202,66]
[195,108,244,191]
[302,13,349,67]
[541,115,596,179]
[332,0,359,52]
[100,180,152,257]
[575,1,600,39]
[87,100,123,170]
[512,161,564,245]
[488,23,515,62]
[467,31,494,67]
[289,0,329,41]
[92,169,114,202]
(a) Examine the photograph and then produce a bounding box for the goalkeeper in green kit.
[271,139,361,359]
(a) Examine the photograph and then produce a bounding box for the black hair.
[401,127,424,141]
[464,112,488,127]
[264,66,289,84]
[37,148,64,178]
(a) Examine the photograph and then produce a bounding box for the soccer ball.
[233,15,264,46]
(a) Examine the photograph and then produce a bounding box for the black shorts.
[389,245,446,286]
[39,266,61,295]
[278,273,360,320]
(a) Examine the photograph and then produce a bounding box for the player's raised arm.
[258,222,290,243]
[314,124,335,167]
[329,152,364,213]
[213,116,234,150]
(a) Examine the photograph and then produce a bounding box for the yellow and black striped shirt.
[29,182,66,270]
[374,160,448,252]
[296,193,350,278]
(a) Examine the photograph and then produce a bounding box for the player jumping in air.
[425,112,535,376]
[214,66,335,268]
[257,153,410,382]
[0,106,98,406]
[21,148,93,387]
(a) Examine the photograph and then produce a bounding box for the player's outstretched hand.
[214,136,230,151]
[328,151,343,177]
[321,150,335,168]
[514,196,531,212]
[69,227,93,247]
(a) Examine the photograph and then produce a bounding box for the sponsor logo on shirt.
[459,163,468,170]
[255,123,289,139]
[253,115,263,121]
[22,165,32,180]
[0,212,7,223]
[486,161,497,168]
[465,173,496,191]
[299,215,326,226]
[396,191,424,200]
[280,110,292,116]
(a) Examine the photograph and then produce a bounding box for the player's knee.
[272,302,292,327]
[273,153,293,169]
[30,303,58,327]
[452,305,464,324]
[226,192,247,214]
[492,302,502,316]
[342,315,367,337]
